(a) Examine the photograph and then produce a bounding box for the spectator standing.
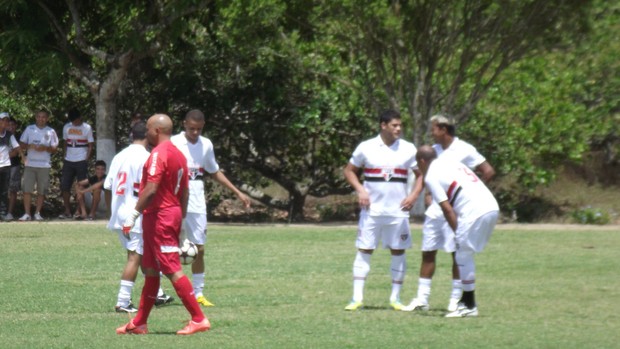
[0,112,20,220]
[59,108,94,219]
[5,116,23,221]
[19,110,59,221]
[171,109,251,307]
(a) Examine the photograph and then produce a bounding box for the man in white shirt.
[19,110,59,221]
[171,109,251,307]
[104,121,172,313]
[416,145,499,318]
[0,112,20,220]
[342,109,424,311]
[404,115,495,312]
[59,108,94,219]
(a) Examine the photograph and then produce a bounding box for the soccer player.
[415,145,499,317]
[342,109,424,311]
[171,109,251,307]
[59,108,94,219]
[104,121,173,313]
[19,110,59,221]
[116,114,210,335]
[404,115,495,312]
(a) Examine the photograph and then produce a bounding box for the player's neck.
[441,136,454,149]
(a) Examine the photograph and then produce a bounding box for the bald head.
[146,113,174,146]
[148,114,173,135]
[416,145,437,175]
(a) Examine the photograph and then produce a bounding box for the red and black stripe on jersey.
[447,181,462,206]
[363,168,408,183]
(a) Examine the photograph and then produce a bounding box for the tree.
[0,0,210,165]
[318,0,591,144]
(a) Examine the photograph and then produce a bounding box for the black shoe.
[115,302,138,313]
[155,294,175,307]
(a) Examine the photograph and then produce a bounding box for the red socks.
[173,275,205,322]
[132,275,160,326]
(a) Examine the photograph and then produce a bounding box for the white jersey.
[171,132,219,214]
[425,138,486,219]
[425,157,499,221]
[0,132,19,167]
[63,122,94,162]
[20,124,59,168]
[104,144,150,233]
[349,135,418,218]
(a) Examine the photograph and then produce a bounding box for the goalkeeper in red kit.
[116,114,210,335]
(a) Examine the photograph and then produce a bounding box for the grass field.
[0,222,619,348]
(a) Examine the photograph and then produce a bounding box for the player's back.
[105,144,150,231]
[142,140,189,212]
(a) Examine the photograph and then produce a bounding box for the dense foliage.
[1,0,617,221]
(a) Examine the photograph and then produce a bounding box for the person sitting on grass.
[74,160,106,220]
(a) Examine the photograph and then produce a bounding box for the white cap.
[0,112,9,119]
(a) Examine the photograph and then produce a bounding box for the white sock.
[157,287,164,297]
[193,273,205,298]
[390,254,406,302]
[450,279,463,300]
[416,278,432,304]
[117,280,134,307]
[352,251,371,302]
[456,250,476,292]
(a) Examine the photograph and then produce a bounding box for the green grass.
[0,222,619,348]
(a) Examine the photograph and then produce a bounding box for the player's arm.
[211,170,251,208]
[439,200,458,232]
[181,187,189,219]
[81,180,104,194]
[475,161,495,183]
[343,162,369,209]
[121,181,158,235]
[400,168,424,211]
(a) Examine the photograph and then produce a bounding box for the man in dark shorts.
[116,114,210,336]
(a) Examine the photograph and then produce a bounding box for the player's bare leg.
[115,250,140,313]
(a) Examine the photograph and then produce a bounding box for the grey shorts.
[9,166,21,192]
[22,167,51,195]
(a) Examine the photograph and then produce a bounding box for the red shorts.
[141,206,183,274]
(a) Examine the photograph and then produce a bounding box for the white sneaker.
[18,214,31,221]
[402,298,429,312]
[445,303,478,318]
[447,298,460,312]
[34,213,44,221]
[3,213,13,221]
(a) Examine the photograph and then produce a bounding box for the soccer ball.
[179,239,198,265]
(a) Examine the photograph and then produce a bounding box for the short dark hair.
[185,109,205,123]
[95,160,106,168]
[379,109,401,125]
[131,121,147,140]
[68,108,81,122]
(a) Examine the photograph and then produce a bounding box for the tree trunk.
[288,191,307,223]
[93,88,117,167]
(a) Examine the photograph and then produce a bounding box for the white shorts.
[115,229,143,255]
[182,212,207,246]
[356,212,412,250]
[421,216,456,252]
[455,210,499,253]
